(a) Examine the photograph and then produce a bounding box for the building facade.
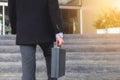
[0,0,120,35]
[0,0,83,35]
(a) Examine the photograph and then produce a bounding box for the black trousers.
[20,42,57,80]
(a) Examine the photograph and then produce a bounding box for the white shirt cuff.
[56,32,63,38]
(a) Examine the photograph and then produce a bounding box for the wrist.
[56,32,63,38]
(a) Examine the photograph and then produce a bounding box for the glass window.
[0,2,10,35]
[0,0,8,2]
[60,9,80,34]
[5,6,11,34]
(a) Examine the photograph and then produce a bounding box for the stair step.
[1,45,120,53]
[1,34,120,40]
[0,61,120,73]
[1,52,120,62]
[0,40,16,46]
[1,39,120,46]
[0,35,15,40]
[0,73,120,80]
[63,45,120,52]
[1,60,120,66]
[0,73,82,80]
[63,34,120,39]
[1,52,120,55]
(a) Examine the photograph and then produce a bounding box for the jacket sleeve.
[48,0,63,34]
[8,0,17,34]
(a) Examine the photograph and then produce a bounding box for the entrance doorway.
[60,9,80,34]
[59,0,82,34]
[0,2,10,35]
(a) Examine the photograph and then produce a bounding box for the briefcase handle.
[54,42,61,48]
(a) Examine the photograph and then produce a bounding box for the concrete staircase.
[1,34,120,80]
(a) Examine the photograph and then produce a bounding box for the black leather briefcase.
[51,46,66,78]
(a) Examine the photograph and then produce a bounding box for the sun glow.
[112,0,120,10]
[102,0,120,10]
[95,0,120,34]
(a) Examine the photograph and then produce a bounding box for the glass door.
[5,6,11,34]
[60,9,80,34]
[0,2,10,35]
[59,0,82,34]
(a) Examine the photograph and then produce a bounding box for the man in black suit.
[8,0,64,80]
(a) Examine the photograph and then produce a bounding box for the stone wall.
[0,0,7,2]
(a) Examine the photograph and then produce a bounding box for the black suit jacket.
[8,0,63,45]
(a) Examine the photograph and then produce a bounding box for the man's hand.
[56,37,64,46]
